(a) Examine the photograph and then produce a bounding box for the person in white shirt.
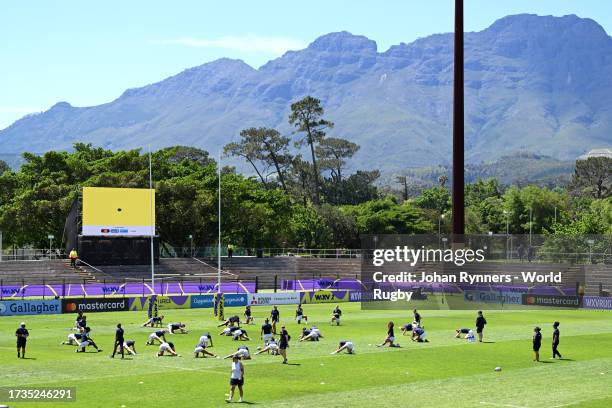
[194,334,217,358]
[226,356,245,403]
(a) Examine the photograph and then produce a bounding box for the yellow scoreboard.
[82,187,155,236]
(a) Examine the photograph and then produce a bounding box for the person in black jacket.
[16,322,29,359]
[278,325,290,364]
[533,326,542,362]
[111,323,125,359]
[552,321,562,359]
[476,311,487,342]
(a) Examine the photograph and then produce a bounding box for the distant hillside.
[1,14,611,173]
[391,153,574,189]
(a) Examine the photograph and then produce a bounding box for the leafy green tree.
[569,157,611,199]
[343,197,432,235]
[289,96,333,205]
[412,186,451,213]
[0,159,10,174]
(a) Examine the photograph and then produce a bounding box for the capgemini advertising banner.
[223,293,248,307]
[300,290,351,304]
[190,295,214,309]
[0,299,62,316]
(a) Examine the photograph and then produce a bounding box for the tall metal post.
[149,150,155,294]
[217,151,222,292]
[452,0,465,240]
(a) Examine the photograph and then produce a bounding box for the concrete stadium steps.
[0,260,96,284]
[83,258,221,281]
[585,265,612,296]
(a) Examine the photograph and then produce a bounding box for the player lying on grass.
[142,315,164,327]
[412,327,429,342]
[299,326,322,341]
[146,329,168,345]
[331,340,354,355]
[218,315,241,328]
[331,305,342,326]
[401,323,413,335]
[244,306,253,325]
[455,328,472,338]
[167,322,188,334]
[123,340,137,355]
[224,345,251,360]
[255,338,280,355]
[377,321,400,347]
[220,326,241,336]
[232,328,251,341]
[194,334,217,358]
[75,327,102,353]
[157,341,180,357]
[62,327,84,345]
[295,304,308,324]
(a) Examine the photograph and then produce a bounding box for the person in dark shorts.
[76,327,102,353]
[533,326,542,362]
[244,306,253,325]
[16,322,29,359]
[331,305,342,326]
[111,323,125,359]
[552,321,562,359]
[226,355,244,403]
[377,321,400,347]
[413,309,422,327]
[75,312,87,330]
[278,325,290,364]
[476,311,487,342]
[146,329,168,345]
[295,304,308,324]
[270,306,280,334]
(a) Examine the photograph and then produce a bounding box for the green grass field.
[1,303,611,408]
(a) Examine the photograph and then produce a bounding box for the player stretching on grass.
[218,315,241,328]
[146,329,168,345]
[299,326,323,342]
[226,355,245,403]
[401,323,414,335]
[62,327,84,345]
[157,341,180,357]
[224,346,251,360]
[331,305,342,326]
[76,327,102,353]
[377,321,400,347]
[255,338,280,356]
[232,328,251,341]
[123,340,137,355]
[455,328,471,338]
[194,333,217,358]
[167,322,188,334]
[412,327,429,342]
[142,315,164,327]
[331,340,354,355]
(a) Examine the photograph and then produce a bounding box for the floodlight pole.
[149,149,155,294]
[452,0,465,240]
[217,151,222,292]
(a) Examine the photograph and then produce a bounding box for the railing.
[0,276,255,300]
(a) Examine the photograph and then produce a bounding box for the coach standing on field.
[476,311,487,342]
[16,322,29,359]
[111,323,125,359]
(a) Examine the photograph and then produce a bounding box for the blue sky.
[1,0,610,129]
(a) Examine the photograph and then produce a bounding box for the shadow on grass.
[284,363,301,366]
[21,357,37,360]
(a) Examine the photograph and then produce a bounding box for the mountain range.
[1,13,611,173]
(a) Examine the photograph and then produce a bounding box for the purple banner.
[0,281,254,298]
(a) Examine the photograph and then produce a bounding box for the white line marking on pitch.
[480,402,528,408]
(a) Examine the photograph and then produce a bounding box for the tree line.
[0,96,609,250]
